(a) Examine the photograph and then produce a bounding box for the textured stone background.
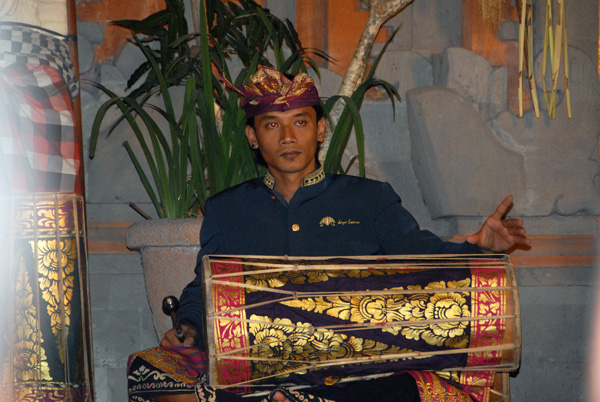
[78,0,599,400]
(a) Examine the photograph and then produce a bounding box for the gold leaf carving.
[36,238,76,364]
[245,268,405,291]
[281,279,472,348]
[247,315,416,379]
[12,257,51,382]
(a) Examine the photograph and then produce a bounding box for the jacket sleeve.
[177,198,222,349]
[374,182,482,255]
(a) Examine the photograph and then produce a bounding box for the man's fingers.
[502,218,528,237]
[501,220,531,247]
[271,391,291,402]
[512,233,531,246]
[502,220,526,234]
[160,326,197,347]
[183,333,196,347]
[160,329,176,347]
[181,326,197,347]
[502,217,523,226]
[491,196,513,220]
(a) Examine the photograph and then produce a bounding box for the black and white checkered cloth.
[0,23,81,193]
[0,22,78,99]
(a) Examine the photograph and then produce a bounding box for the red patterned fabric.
[407,371,474,402]
[170,346,209,379]
[0,24,81,194]
[128,346,207,385]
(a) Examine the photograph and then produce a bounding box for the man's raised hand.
[466,196,531,252]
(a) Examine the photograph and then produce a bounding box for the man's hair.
[245,104,324,129]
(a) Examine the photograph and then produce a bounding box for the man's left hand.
[466,196,531,252]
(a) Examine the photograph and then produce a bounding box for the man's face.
[245,106,326,179]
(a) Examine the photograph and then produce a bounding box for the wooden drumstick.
[162,296,186,343]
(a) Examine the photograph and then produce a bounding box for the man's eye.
[267,122,278,128]
[296,120,306,126]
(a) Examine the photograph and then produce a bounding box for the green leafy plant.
[89,0,319,218]
[88,0,398,219]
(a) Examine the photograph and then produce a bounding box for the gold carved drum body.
[203,255,520,395]
[0,194,94,401]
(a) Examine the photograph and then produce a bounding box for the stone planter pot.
[126,218,203,340]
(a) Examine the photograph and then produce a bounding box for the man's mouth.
[280,150,301,159]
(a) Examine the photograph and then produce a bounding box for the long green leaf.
[124,141,162,217]
[90,0,330,217]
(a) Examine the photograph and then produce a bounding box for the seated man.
[128,67,529,402]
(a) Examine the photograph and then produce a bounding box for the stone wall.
[78,0,599,400]
[89,254,156,402]
[513,265,596,401]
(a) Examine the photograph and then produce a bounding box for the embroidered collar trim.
[263,166,325,189]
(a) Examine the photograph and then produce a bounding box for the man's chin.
[271,163,314,176]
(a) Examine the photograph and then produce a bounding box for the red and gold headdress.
[228,67,320,118]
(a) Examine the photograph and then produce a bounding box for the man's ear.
[245,125,258,148]
[317,117,326,143]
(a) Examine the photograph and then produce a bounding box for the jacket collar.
[263,165,325,189]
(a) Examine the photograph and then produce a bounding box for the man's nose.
[279,126,296,144]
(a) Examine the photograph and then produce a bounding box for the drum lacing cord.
[292,264,299,301]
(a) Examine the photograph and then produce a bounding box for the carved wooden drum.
[203,255,520,392]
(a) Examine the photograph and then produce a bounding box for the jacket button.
[292,224,300,232]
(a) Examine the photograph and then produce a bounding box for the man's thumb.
[466,233,479,245]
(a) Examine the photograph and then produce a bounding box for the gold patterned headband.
[228,67,320,118]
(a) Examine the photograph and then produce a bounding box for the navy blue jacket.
[177,168,481,347]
